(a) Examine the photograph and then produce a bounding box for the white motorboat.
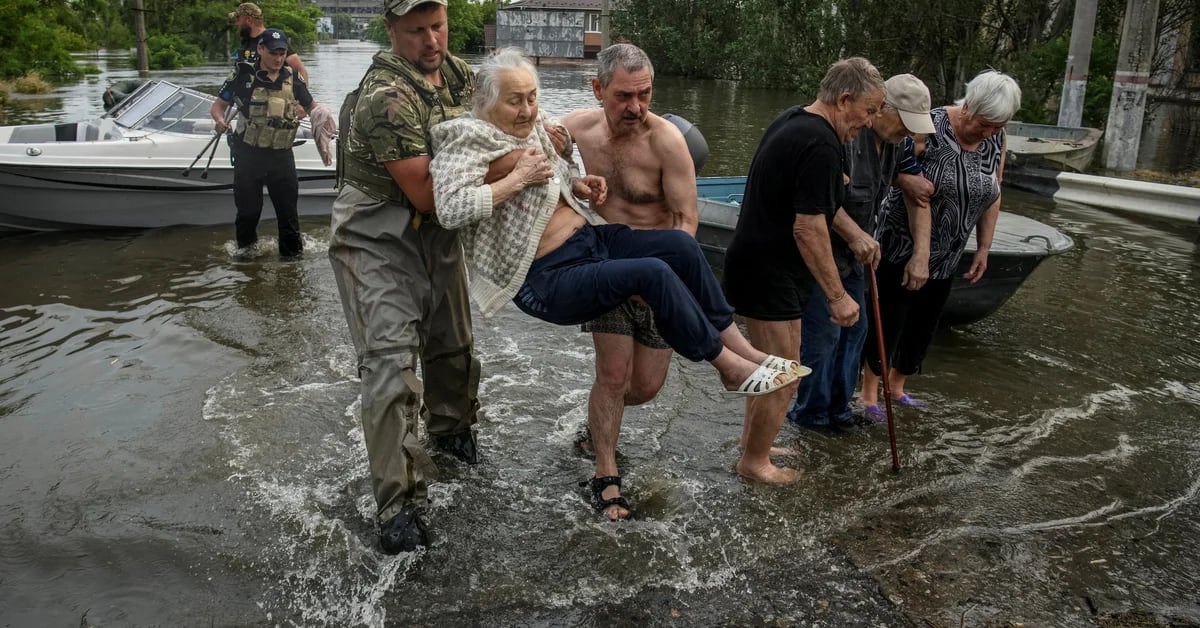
[0,80,336,232]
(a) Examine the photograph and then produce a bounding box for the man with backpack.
[327,0,479,555]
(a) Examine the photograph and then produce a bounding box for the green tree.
[366,16,389,46]
[447,0,484,54]
[363,3,490,53]
[332,13,356,39]
[136,0,320,61]
[0,0,80,78]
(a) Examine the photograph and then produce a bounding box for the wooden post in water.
[1102,0,1160,171]
[1057,0,1098,127]
[133,0,150,78]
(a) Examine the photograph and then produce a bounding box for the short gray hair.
[816,57,884,104]
[473,47,540,118]
[597,43,654,88]
[956,70,1022,123]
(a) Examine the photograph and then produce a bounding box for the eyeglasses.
[265,49,288,57]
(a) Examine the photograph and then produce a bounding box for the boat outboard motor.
[662,113,709,175]
[102,80,144,112]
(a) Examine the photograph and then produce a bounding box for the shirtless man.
[561,43,698,521]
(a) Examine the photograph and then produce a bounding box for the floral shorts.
[580,299,669,349]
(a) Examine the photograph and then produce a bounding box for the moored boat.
[693,176,1074,327]
[1004,122,1102,173]
[0,80,336,232]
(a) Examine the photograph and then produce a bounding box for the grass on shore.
[0,72,53,95]
[1131,168,1200,188]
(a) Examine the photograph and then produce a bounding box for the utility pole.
[133,0,149,77]
[1102,0,1160,171]
[1057,0,1098,127]
[600,0,611,49]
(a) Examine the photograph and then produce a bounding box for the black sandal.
[580,476,631,520]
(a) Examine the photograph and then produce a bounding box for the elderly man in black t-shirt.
[788,73,936,430]
[724,57,884,484]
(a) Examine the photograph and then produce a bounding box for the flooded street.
[2,43,1200,626]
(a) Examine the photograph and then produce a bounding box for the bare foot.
[738,442,801,457]
[735,457,803,484]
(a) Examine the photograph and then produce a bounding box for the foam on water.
[200,317,897,624]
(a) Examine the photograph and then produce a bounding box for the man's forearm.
[831,207,867,244]
[794,215,843,299]
[673,208,698,235]
[904,193,931,258]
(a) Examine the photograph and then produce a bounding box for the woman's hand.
[511,147,553,189]
[546,125,571,158]
[571,174,607,205]
[902,253,930,290]
[963,249,989,284]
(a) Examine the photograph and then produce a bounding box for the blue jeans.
[788,272,868,426]
[514,224,733,363]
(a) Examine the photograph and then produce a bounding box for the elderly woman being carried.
[430,48,800,397]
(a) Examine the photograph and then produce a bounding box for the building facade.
[496,0,603,59]
[312,0,379,30]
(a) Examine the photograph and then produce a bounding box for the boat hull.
[1004,122,1102,173]
[694,189,1073,328]
[0,79,336,232]
[0,163,335,231]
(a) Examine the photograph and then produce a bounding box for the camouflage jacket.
[339,50,475,206]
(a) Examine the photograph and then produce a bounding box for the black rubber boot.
[430,430,479,464]
[379,504,428,555]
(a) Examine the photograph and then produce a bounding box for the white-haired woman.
[429,48,801,407]
[861,70,1022,418]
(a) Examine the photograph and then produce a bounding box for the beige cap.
[385,0,447,17]
[884,74,935,135]
[228,2,262,19]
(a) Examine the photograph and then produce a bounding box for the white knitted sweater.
[430,113,604,318]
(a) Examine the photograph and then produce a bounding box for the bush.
[141,34,206,70]
[54,26,93,52]
[13,72,52,94]
[0,0,80,78]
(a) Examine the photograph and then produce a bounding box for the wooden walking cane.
[868,268,900,471]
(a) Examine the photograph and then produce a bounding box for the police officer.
[211,28,316,258]
[328,0,480,554]
[228,2,308,83]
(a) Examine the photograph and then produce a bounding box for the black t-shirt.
[727,106,846,272]
[234,35,259,66]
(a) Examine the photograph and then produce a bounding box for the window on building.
[586,12,601,33]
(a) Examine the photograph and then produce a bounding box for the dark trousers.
[862,258,953,377]
[514,224,732,363]
[789,271,868,425]
[232,142,302,256]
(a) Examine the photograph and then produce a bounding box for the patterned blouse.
[877,107,1004,280]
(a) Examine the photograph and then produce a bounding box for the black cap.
[258,28,289,51]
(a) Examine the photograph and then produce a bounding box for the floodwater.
[2,43,1199,627]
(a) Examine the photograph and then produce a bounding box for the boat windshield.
[110,82,213,134]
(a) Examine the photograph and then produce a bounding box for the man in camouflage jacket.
[327,0,479,555]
